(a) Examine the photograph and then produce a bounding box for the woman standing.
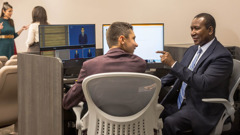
[0,2,27,58]
[26,6,49,53]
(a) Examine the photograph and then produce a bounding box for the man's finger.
[156,51,166,54]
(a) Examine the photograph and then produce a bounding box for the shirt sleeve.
[62,63,88,110]
[26,24,35,47]
[171,61,177,68]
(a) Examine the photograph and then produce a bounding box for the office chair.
[0,56,8,66]
[10,55,17,60]
[202,59,240,135]
[73,72,164,135]
[0,65,18,128]
[5,59,17,66]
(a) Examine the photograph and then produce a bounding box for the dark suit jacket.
[79,33,88,44]
[74,52,79,59]
[63,48,146,110]
[161,38,233,134]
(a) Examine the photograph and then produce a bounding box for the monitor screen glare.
[102,24,164,63]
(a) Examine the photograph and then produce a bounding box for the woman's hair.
[32,6,49,25]
[1,2,14,27]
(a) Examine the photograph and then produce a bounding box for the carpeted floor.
[0,125,15,135]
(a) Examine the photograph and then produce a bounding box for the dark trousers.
[63,102,88,135]
[161,100,192,135]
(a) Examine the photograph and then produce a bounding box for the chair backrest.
[0,65,18,127]
[228,59,240,104]
[0,56,8,66]
[10,55,17,60]
[208,59,240,135]
[82,72,163,135]
[5,59,17,66]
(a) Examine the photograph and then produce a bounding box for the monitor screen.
[39,24,96,59]
[102,23,164,63]
[39,24,96,77]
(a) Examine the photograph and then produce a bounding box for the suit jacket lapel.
[194,39,218,71]
[184,46,198,67]
[180,47,198,99]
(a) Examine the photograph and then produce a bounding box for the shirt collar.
[198,38,215,53]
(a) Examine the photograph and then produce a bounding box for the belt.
[0,35,14,39]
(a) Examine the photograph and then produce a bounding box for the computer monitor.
[39,24,96,77]
[102,23,164,67]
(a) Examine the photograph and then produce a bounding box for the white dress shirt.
[26,22,40,47]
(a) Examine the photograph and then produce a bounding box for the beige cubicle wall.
[18,53,63,135]
[4,0,240,52]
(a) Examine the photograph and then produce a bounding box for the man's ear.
[208,26,214,35]
[118,35,125,44]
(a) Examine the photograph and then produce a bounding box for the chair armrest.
[202,98,235,121]
[156,104,164,135]
[73,102,84,129]
[81,111,89,131]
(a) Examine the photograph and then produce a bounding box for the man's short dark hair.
[194,13,216,35]
[106,22,133,47]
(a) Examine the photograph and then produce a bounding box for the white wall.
[2,0,240,52]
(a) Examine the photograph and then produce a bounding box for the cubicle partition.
[18,53,63,135]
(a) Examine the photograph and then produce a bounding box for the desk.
[63,77,77,84]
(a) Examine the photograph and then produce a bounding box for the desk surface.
[63,77,77,84]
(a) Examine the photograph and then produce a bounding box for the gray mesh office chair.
[73,72,164,135]
[202,59,240,135]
